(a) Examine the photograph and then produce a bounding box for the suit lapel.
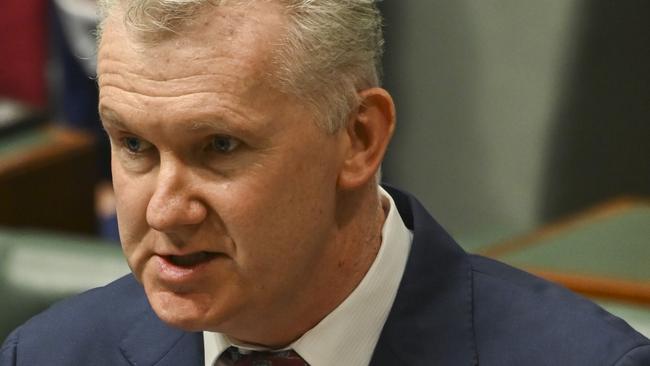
[370,188,477,365]
[119,303,203,366]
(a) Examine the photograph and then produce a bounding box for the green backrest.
[498,206,650,280]
[598,300,650,338]
[0,229,129,342]
[486,203,650,337]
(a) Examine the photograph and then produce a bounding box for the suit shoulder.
[468,254,650,365]
[21,274,146,332]
[3,274,147,364]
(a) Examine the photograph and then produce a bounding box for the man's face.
[98,3,348,339]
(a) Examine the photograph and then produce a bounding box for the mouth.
[153,250,225,283]
[163,252,220,268]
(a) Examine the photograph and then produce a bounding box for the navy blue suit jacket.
[2,188,649,365]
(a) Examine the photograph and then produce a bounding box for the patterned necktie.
[218,346,309,366]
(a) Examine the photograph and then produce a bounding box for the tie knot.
[219,347,308,366]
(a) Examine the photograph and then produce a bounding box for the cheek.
[112,169,152,256]
[220,166,333,260]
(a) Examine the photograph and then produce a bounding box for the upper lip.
[155,250,222,257]
[151,234,232,258]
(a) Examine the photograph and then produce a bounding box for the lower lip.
[153,254,219,284]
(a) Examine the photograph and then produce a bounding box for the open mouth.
[164,252,219,268]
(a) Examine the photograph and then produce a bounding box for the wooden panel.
[0,126,97,234]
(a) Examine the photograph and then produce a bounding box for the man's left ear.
[338,88,396,189]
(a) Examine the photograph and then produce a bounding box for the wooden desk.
[480,198,650,305]
[0,126,97,234]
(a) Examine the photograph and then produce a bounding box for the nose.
[146,159,207,234]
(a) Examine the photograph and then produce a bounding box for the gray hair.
[97,0,384,132]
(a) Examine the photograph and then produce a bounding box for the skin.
[97,1,396,347]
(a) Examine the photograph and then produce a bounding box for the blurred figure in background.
[52,0,119,241]
[0,0,48,107]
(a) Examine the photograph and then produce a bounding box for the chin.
[147,288,216,332]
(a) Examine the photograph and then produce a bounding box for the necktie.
[218,346,309,366]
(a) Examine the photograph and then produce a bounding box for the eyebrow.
[189,120,227,132]
[99,108,128,130]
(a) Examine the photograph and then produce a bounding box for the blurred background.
[1,0,649,341]
[379,0,650,248]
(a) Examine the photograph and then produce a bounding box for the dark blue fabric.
[1,275,203,366]
[98,213,120,244]
[2,188,649,365]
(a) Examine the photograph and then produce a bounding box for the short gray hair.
[97,0,384,132]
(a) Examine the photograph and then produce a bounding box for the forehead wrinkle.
[101,84,226,100]
[98,55,257,88]
[99,66,264,108]
[99,59,247,83]
[98,46,265,103]
[99,73,258,99]
[101,88,269,137]
[101,83,265,124]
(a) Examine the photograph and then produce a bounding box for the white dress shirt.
[204,187,413,366]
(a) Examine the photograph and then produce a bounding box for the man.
[2,1,649,365]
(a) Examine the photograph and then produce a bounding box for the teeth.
[169,252,215,267]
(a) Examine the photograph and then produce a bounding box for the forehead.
[97,2,287,81]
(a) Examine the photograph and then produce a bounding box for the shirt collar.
[204,186,413,366]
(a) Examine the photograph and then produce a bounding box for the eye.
[122,136,153,154]
[210,135,240,153]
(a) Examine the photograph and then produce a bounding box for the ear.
[337,88,396,190]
